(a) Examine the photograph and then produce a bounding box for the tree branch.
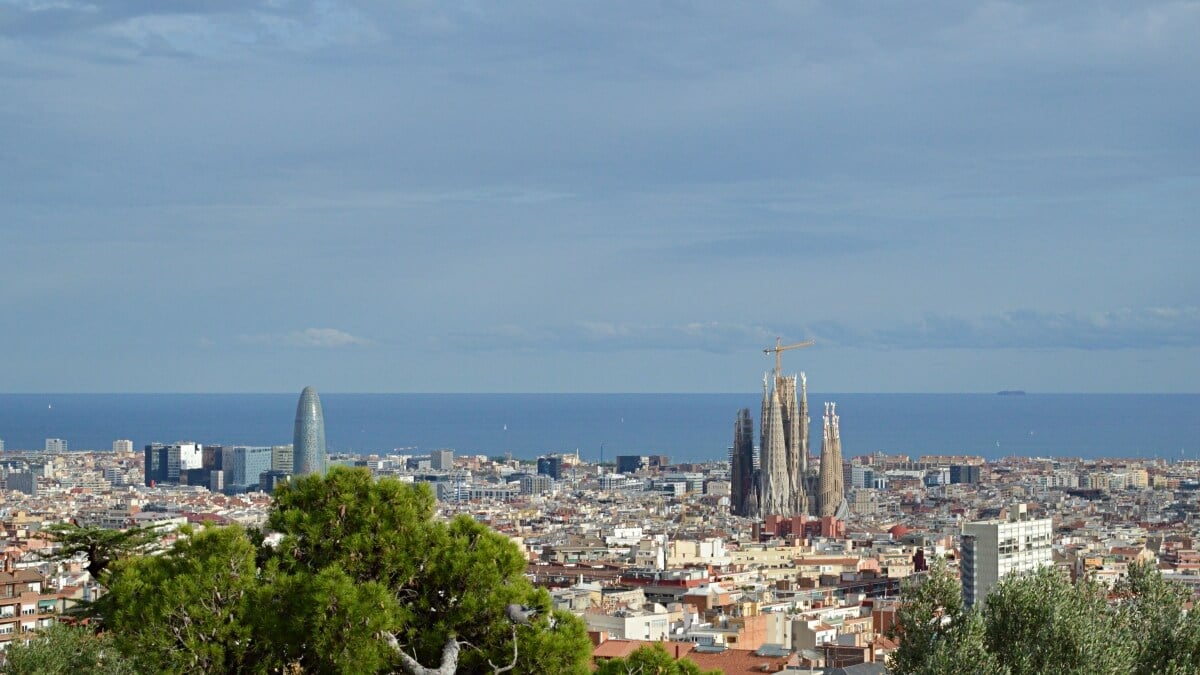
[383,632,461,675]
[488,624,519,674]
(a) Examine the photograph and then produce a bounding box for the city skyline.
[2,2,1197,393]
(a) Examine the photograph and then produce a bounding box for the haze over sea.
[1,394,1196,463]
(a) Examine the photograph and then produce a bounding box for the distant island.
[996,390,1027,396]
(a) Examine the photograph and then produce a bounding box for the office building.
[950,465,982,484]
[112,439,133,454]
[537,456,563,480]
[44,438,67,454]
[293,386,327,477]
[431,449,454,471]
[223,446,273,493]
[203,445,225,470]
[961,503,1053,608]
[616,455,649,474]
[260,469,291,493]
[143,442,203,487]
[0,439,6,453]
[6,472,35,496]
[519,474,552,495]
[271,445,293,473]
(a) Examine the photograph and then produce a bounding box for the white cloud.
[239,328,368,348]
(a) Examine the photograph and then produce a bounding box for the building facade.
[271,445,294,473]
[223,446,273,492]
[961,503,1053,608]
[143,442,202,487]
[730,408,756,517]
[537,456,563,480]
[431,449,454,471]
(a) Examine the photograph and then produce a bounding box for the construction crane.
[763,337,814,374]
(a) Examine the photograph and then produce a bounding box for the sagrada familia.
[730,342,847,520]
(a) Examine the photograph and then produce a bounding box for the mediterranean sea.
[0,394,1196,463]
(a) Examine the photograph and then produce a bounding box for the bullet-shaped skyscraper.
[293,386,327,477]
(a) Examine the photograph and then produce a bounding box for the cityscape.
[3,1,1198,673]
[2,358,1199,671]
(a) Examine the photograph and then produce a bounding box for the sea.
[0,393,1196,463]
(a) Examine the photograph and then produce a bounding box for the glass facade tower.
[292,386,327,477]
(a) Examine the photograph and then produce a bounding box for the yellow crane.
[763,337,814,374]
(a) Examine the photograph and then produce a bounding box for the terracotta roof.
[683,648,795,674]
[591,640,696,661]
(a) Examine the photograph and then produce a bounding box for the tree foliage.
[93,467,593,674]
[266,467,592,675]
[982,566,1131,675]
[100,524,259,674]
[1,623,136,675]
[889,559,1200,675]
[42,521,164,580]
[595,644,722,675]
[1114,560,1200,674]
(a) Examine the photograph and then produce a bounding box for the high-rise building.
[6,472,36,496]
[271,445,294,473]
[961,503,1053,608]
[519,473,552,495]
[143,442,202,487]
[292,386,327,477]
[816,403,846,517]
[616,455,648,474]
[950,465,982,484]
[223,446,273,492]
[113,439,133,454]
[730,408,756,517]
[431,449,454,471]
[537,456,563,480]
[44,438,67,454]
[0,439,5,453]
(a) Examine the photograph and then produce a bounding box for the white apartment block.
[961,503,1053,608]
[112,439,133,454]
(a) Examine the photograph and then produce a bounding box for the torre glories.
[292,386,327,477]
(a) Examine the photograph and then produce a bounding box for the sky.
[1,1,1198,393]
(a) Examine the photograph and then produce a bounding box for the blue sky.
[1,1,1197,393]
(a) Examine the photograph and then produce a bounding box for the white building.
[44,438,67,453]
[112,439,133,454]
[961,503,1053,608]
[585,603,671,641]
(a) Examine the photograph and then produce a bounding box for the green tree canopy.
[887,557,1005,675]
[595,644,722,675]
[41,521,164,580]
[82,468,593,673]
[889,559,1200,675]
[100,524,259,674]
[1,623,136,675]
[265,467,592,675]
